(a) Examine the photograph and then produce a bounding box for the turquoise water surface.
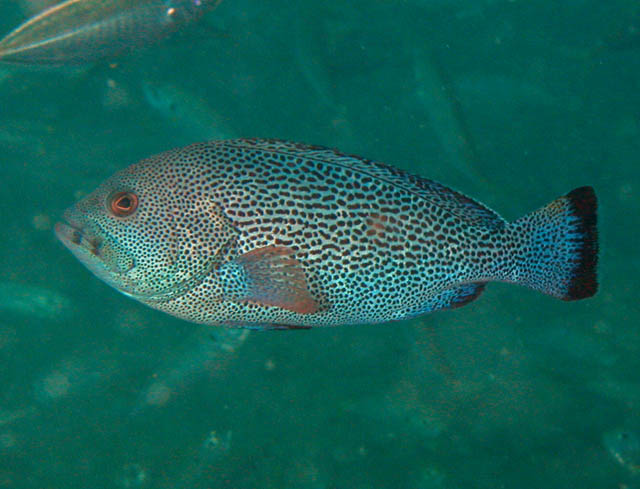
[0,1,638,487]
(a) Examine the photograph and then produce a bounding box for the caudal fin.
[507,186,598,300]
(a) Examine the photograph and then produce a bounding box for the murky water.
[0,0,638,487]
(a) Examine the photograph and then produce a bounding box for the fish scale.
[164,140,505,326]
[56,139,598,329]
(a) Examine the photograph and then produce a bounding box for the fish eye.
[109,191,138,217]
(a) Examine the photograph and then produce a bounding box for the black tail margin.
[564,186,598,300]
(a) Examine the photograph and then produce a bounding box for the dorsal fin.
[217,138,505,230]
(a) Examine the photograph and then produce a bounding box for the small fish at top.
[0,0,222,65]
[55,139,598,330]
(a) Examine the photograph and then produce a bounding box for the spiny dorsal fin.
[217,139,505,230]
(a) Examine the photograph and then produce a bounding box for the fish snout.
[55,208,98,250]
[54,220,83,246]
[55,219,103,255]
[55,208,84,246]
[55,212,136,277]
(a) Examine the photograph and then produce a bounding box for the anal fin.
[409,282,487,318]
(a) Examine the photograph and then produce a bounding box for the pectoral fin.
[219,246,318,314]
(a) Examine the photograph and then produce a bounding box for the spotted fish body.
[55,139,598,329]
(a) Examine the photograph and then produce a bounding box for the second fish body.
[0,0,218,64]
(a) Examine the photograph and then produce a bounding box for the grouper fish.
[55,139,598,329]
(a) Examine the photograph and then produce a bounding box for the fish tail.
[505,186,598,300]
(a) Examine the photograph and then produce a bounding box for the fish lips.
[55,211,135,276]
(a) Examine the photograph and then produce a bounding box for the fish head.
[56,147,236,302]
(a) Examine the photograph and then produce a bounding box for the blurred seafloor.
[0,0,639,487]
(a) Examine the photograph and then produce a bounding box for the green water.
[0,0,638,487]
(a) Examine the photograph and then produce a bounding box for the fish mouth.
[55,217,103,257]
[55,212,135,275]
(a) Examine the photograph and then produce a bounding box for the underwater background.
[0,0,638,487]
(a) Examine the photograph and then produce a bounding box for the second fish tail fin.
[505,186,598,300]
